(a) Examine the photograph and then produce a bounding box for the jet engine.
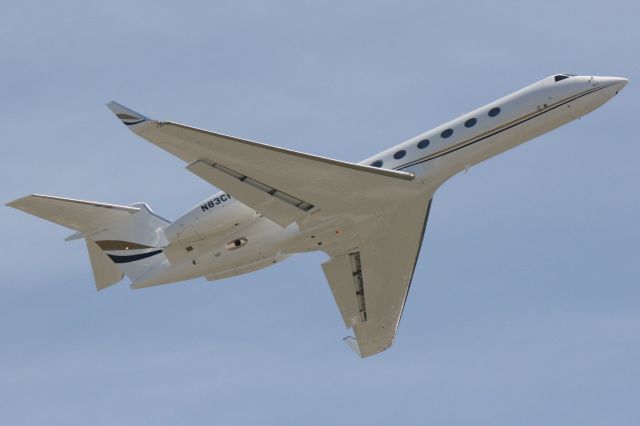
[164,192,256,246]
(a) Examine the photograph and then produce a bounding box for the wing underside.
[322,198,433,357]
[106,101,416,227]
[107,102,433,357]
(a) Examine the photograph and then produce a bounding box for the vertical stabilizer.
[85,239,124,290]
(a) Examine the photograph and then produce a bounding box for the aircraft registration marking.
[200,193,232,212]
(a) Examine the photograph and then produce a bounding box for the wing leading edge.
[106,102,418,228]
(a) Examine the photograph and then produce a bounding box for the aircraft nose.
[613,77,629,91]
[601,76,629,92]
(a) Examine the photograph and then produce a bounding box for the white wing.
[108,102,433,356]
[106,102,417,227]
[322,197,433,357]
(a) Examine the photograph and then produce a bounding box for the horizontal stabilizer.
[7,194,139,233]
[8,194,171,290]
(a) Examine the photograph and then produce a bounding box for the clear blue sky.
[1,1,638,424]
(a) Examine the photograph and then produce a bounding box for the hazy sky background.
[1,1,638,424]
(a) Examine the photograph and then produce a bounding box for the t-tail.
[6,194,171,290]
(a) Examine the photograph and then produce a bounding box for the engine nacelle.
[165,192,256,246]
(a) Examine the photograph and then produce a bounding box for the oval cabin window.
[417,139,430,149]
[441,128,453,138]
[394,150,406,160]
[488,107,501,117]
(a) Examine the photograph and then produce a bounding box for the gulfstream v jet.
[8,74,627,357]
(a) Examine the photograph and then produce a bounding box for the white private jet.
[8,74,627,357]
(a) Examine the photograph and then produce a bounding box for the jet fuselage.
[135,74,627,288]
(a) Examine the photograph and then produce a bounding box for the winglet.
[106,101,150,126]
[343,336,362,358]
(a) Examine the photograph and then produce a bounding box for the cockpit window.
[554,75,570,82]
